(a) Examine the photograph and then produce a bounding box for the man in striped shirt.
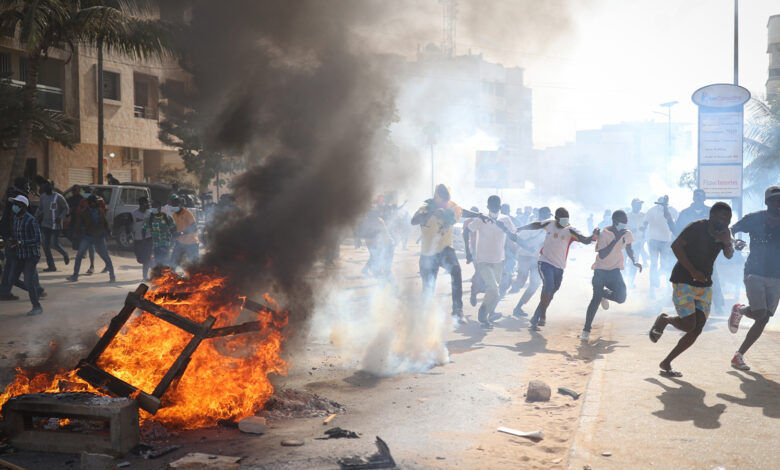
[7,195,43,315]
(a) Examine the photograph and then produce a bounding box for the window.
[494,82,505,97]
[134,73,159,119]
[120,188,143,205]
[770,68,780,79]
[102,70,120,101]
[0,53,9,74]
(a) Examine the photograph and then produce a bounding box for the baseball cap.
[631,198,644,204]
[8,195,29,207]
[766,185,780,203]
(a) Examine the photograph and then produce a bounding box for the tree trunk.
[10,51,42,184]
[97,39,104,184]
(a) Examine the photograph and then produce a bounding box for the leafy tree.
[744,97,780,198]
[678,168,698,191]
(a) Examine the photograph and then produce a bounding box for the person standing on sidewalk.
[144,200,177,270]
[517,207,598,330]
[727,185,780,371]
[412,184,485,322]
[67,195,116,283]
[648,202,734,377]
[581,210,642,341]
[6,195,43,315]
[512,207,552,317]
[169,195,200,270]
[36,181,70,272]
[464,196,516,328]
[132,196,153,281]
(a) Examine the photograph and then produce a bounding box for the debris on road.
[80,452,115,470]
[497,427,544,440]
[280,439,304,447]
[526,380,551,402]
[134,444,180,459]
[338,436,395,469]
[318,427,359,439]
[558,387,581,400]
[116,463,130,469]
[237,416,267,434]
[261,389,345,420]
[323,413,337,425]
[168,452,241,469]
[602,451,612,457]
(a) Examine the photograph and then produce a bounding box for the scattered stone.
[80,452,116,470]
[168,453,241,470]
[117,463,130,469]
[238,416,267,434]
[281,440,304,447]
[551,457,563,464]
[526,380,551,402]
[436,456,445,460]
[583,466,592,470]
[497,427,544,440]
[602,451,612,457]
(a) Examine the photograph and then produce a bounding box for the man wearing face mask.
[67,195,116,283]
[35,181,70,272]
[0,177,30,300]
[581,210,642,341]
[648,202,734,377]
[5,195,43,315]
[143,199,177,270]
[132,196,153,281]
[464,196,516,328]
[169,194,200,270]
[517,207,599,330]
[727,185,780,371]
[74,189,107,275]
[512,207,552,316]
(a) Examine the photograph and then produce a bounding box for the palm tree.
[0,0,174,188]
[744,98,780,199]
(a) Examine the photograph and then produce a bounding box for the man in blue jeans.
[67,195,116,283]
[516,207,598,330]
[582,210,642,341]
[36,181,70,272]
[6,195,43,315]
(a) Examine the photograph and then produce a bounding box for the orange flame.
[0,270,288,430]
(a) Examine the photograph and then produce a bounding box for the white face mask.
[616,222,627,231]
[558,217,570,227]
[488,210,499,219]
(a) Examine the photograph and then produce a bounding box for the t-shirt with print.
[669,220,724,287]
[592,228,634,271]
[470,215,515,264]
[418,201,463,256]
[538,220,587,270]
[731,211,780,279]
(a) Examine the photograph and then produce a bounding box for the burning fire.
[0,270,288,429]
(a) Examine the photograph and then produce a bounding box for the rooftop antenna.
[439,0,457,57]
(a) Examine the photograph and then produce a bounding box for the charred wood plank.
[127,293,202,335]
[76,363,161,414]
[83,285,149,364]
[151,316,216,398]
[206,321,264,338]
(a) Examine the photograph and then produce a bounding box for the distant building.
[396,44,533,187]
[0,6,190,188]
[768,14,780,101]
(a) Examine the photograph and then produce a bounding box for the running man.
[464,195,515,328]
[517,207,598,330]
[626,198,647,287]
[727,185,780,370]
[581,210,642,341]
[512,207,551,316]
[648,202,734,377]
[463,206,485,307]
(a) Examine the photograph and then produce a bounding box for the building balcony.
[7,79,63,112]
[134,105,158,120]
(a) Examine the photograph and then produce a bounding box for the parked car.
[62,184,151,250]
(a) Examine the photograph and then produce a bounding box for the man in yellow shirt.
[169,195,199,270]
[412,184,485,322]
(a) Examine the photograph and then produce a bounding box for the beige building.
[768,14,780,101]
[0,30,190,188]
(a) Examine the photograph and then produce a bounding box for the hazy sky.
[366,0,779,149]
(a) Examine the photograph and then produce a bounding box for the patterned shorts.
[672,283,713,318]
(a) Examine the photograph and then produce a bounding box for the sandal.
[659,368,683,378]
[649,314,666,343]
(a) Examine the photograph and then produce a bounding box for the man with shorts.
[727,185,780,370]
[517,207,598,330]
[581,210,642,341]
[648,202,734,377]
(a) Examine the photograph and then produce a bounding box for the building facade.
[768,14,780,101]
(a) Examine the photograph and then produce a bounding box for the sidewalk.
[569,309,780,470]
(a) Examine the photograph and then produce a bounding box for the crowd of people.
[0,178,201,316]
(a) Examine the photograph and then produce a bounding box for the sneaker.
[488,312,503,323]
[601,298,609,310]
[728,303,743,334]
[529,324,541,331]
[86,267,94,275]
[109,277,116,283]
[63,253,70,265]
[26,306,43,316]
[580,330,590,341]
[0,293,19,301]
[470,290,478,307]
[477,304,487,323]
[101,267,109,274]
[42,267,57,273]
[731,352,750,371]
[38,289,46,298]
[66,275,78,282]
[513,304,527,317]
[538,317,546,327]
[480,321,494,329]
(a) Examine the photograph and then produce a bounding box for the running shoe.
[26,306,43,316]
[580,330,590,341]
[731,352,750,371]
[601,298,609,310]
[728,303,743,334]
[470,290,478,307]
[538,316,546,327]
[513,304,527,317]
[86,266,94,275]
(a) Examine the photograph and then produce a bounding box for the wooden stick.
[76,363,161,414]
[151,316,216,398]
[127,293,202,335]
[323,414,336,425]
[206,321,264,338]
[83,284,148,364]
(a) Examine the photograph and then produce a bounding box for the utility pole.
[659,101,677,182]
[97,39,104,184]
[423,122,440,196]
[439,0,457,57]
[734,0,743,219]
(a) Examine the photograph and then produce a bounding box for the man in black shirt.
[648,202,735,377]
[727,185,780,371]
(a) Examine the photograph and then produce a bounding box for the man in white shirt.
[626,198,647,287]
[581,210,643,341]
[464,196,515,328]
[512,207,551,316]
[645,195,677,296]
[463,206,485,307]
[517,207,598,330]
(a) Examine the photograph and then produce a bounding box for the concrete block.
[81,452,117,470]
[237,416,266,434]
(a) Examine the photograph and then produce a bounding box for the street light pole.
[659,101,678,182]
[423,122,440,196]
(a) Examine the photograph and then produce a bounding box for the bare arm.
[411,207,433,226]
[571,227,599,245]
[517,221,547,231]
[463,226,473,264]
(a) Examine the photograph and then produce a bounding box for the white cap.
[8,195,29,207]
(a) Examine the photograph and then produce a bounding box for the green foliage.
[744,97,780,197]
[678,168,698,191]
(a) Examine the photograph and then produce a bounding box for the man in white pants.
[464,195,515,329]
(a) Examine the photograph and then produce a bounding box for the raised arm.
[570,227,599,245]
[517,221,547,231]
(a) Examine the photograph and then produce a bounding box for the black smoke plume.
[167,1,398,328]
